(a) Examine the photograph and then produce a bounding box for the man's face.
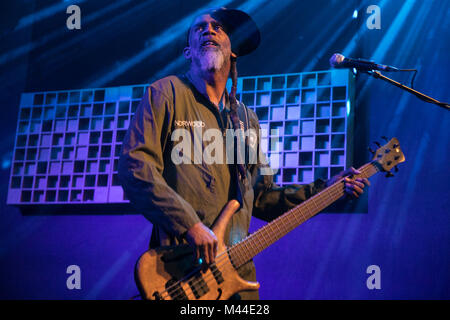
[185,14,234,72]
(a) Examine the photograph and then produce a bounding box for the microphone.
[330,53,400,72]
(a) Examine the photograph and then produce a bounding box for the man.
[118,8,369,300]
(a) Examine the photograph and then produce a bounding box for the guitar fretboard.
[228,162,379,268]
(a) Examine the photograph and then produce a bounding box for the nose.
[202,23,216,36]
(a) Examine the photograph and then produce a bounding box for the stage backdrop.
[0,0,449,299]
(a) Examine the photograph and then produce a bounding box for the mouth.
[201,40,219,48]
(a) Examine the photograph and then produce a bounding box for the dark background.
[0,0,449,299]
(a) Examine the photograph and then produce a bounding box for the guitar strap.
[237,101,251,169]
[228,100,250,180]
[228,100,251,209]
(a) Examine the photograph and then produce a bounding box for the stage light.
[353,9,358,19]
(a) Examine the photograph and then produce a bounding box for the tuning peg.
[385,172,394,178]
[368,147,375,155]
[394,166,399,172]
[373,141,382,148]
[381,136,389,142]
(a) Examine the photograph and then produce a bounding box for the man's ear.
[183,47,191,59]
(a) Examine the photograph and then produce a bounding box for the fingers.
[198,240,217,265]
[360,177,371,186]
[213,238,217,260]
[343,167,361,177]
[345,177,365,189]
[345,183,362,197]
[195,246,201,262]
[331,167,371,199]
[344,187,359,198]
[349,167,361,175]
[199,234,218,265]
[344,177,369,198]
[186,222,219,265]
[206,231,218,264]
[206,241,216,265]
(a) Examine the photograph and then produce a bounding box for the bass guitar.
[135,137,405,300]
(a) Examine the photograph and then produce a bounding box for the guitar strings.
[158,164,376,300]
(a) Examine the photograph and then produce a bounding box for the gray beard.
[198,48,225,72]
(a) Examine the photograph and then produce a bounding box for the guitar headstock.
[371,137,405,176]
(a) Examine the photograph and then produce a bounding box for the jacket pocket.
[195,163,216,193]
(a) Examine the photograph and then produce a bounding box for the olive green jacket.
[118,75,325,297]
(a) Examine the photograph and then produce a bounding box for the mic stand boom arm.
[363,70,450,111]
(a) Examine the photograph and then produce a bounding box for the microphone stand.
[362,70,450,111]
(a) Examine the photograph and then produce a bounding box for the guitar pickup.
[210,263,224,284]
[166,278,188,300]
[188,273,210,299]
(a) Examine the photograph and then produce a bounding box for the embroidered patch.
[174,120,205,128]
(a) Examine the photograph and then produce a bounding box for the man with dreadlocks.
[118,8,369,300]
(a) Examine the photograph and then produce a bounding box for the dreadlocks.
[228,56,247,181]
[229,56,238,103]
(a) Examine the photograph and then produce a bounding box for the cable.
[396,68,418,88]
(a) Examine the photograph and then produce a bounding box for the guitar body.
[135,243,259,300]
[135,200,259,300]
